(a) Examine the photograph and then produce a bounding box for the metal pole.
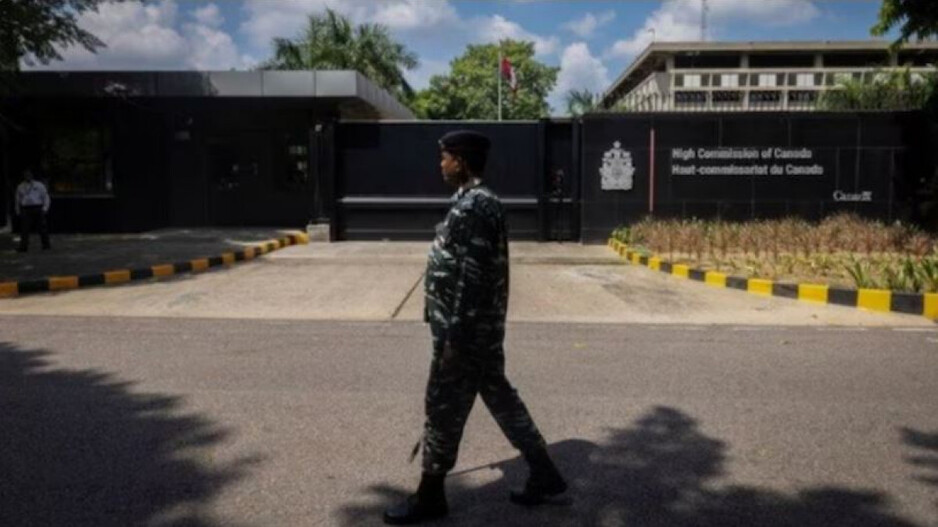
[0,123,9,234]
[649,127,656,214]
[498,50,502,121]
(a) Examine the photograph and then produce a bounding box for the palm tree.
[262,9,419,99]
[565,89,597,116]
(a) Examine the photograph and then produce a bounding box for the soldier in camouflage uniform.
[384,130,567,525]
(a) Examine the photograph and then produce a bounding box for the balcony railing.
[608,90,924,112]
[670,66,935,90]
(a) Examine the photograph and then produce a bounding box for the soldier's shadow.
[339,407,923,526]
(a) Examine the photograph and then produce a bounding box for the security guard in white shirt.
[15,169,51,252]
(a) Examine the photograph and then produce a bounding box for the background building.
[600,40,938,112]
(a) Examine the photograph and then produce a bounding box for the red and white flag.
[500,56,518,93]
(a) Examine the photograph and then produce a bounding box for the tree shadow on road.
[901,427,938,489]
[901,426,938,515]
[0,342,261,527]
[340,407,922,526]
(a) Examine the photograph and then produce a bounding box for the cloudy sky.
[24,0,892,114]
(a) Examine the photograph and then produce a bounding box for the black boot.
[510,446,568,506]
[383,472,448,525]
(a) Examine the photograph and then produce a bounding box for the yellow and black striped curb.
[608,238,938,321]
[0,233,309,299]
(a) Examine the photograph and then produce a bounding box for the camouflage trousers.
[421,322,547,475]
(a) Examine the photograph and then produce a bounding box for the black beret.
[438,130,491,153]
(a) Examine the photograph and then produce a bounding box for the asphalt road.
[1,316,936,527]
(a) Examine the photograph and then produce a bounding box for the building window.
[788,90,818,104]
[683,74,702,88]
[40,127,113,196]
[897,51,938,67]
[749,91,781,104]
[720,74,739,88]
[795,73,815,87]
[824,52,890,68]
[713,91,743,103]
[674,91,707,104]
[282,131,310,189]
[749,53,815,68]
[757,73,777,87]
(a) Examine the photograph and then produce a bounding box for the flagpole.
[498,50,502,121]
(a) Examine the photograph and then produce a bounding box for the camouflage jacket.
[424,184,509,343]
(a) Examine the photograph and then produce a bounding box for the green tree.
[565,89,597,116]
[0,0,114,71]
[819,68,937,110]
[413,40,558,120]
[872,0,938,47]
[261,8,418,101]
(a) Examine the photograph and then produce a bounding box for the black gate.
[333,120,579,241]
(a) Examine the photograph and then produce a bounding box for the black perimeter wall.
[579,111,930,242]
[1,105,931,242]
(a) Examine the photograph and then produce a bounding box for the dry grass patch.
[612,214,938,293]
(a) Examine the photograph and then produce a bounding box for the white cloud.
[193,3,224,28]
[240,0,457,52]
[475,14,560,56]
[65,0,178,43]
[184,24,242,70]
[607,7,700,58]
[24,0,249,71]
[563,10,615,38]
[33,0,187,69]
[607,0,821,58]
[713,0,820,25]
[555,42,609,94]
[370,0,459,31]
[550,42,609,113]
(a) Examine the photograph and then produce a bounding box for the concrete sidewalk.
[0,228,305,283]
[1,237,931,326]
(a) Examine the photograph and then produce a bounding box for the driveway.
[0,242,932,327]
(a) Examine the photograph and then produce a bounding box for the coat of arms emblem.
[600,141,635,191]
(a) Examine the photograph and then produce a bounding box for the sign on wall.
[600,141,635,191]
[670,147,825,177]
